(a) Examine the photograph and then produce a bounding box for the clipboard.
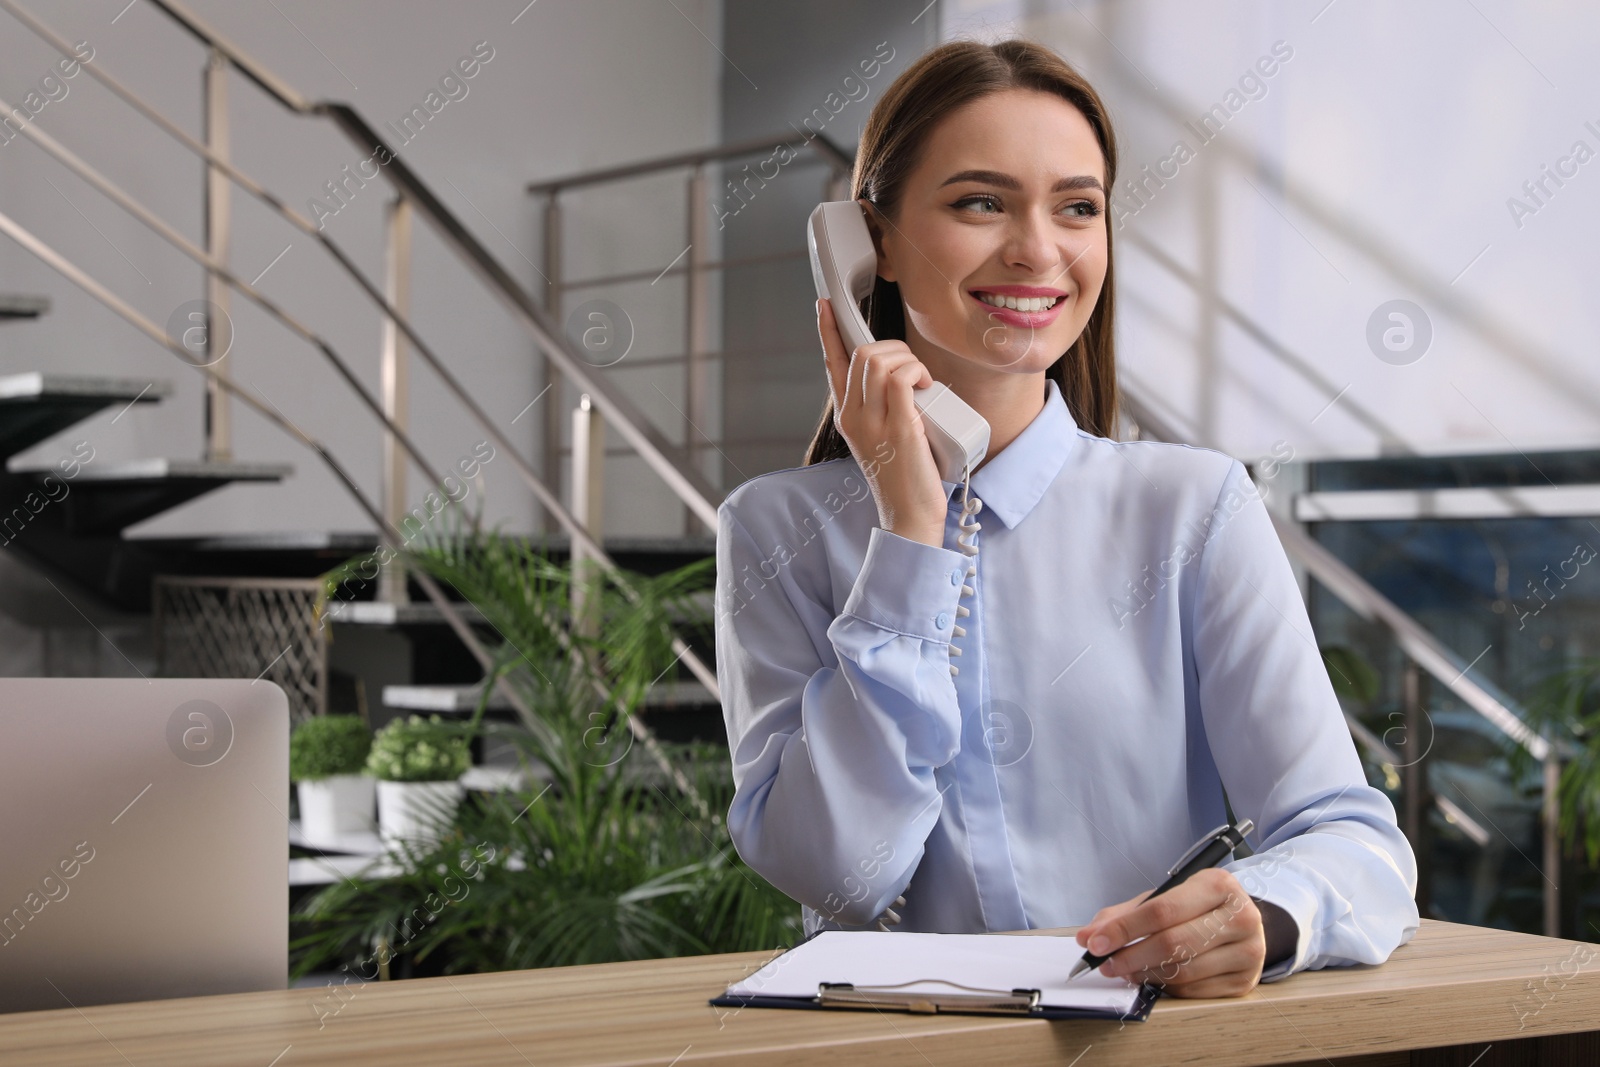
[711,930,1163,1022]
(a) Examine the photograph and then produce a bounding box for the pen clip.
[1166,819,1254,878]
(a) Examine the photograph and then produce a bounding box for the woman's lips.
[968,290,1068,329]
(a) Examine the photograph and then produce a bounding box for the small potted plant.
[291,714,376,843]
[366,714,471,845]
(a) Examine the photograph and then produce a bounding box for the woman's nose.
[1000,210,1068,277]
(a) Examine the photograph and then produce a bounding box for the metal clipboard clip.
[818,980,1042,1015]
[1166,818,1254,878]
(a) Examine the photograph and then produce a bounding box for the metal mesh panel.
[153,576,328,724]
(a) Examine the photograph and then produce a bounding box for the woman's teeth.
[975,292,1061,312]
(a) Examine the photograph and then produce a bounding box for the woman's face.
[870,87,1109,378]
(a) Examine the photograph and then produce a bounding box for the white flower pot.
[376,778,464,845]
[297,774,377,843]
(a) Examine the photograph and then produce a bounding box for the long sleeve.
[1192,462,1421,983]
[716,501,970,926]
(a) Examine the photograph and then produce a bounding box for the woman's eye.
[952,195,1103,220]
[952,194,1001,214]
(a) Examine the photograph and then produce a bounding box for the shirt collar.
[939,376,1079,530]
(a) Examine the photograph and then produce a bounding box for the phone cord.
[872,468,981,933]
[948,467,981,678]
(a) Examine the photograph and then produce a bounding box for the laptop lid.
[0,678,288,1013]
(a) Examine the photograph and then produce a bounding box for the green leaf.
[1321,644,1381,705]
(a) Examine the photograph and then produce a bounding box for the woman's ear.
[859,198,897,284]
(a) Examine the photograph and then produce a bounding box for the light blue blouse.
[713,376,1419,982]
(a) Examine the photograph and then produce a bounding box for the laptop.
[0,678,288,1013]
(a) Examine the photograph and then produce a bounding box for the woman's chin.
[936,350,1063,378]
[908,313,1075,376]
[957,326,1075,373]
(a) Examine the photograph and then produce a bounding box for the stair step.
[0,372,169,403]
[382,679,715,714]
[0,373,169,462]
[327,600,487,626]
[3,458,292,536]
[0,295,50,320]
[14,457,291,483]
[0,531,375,615]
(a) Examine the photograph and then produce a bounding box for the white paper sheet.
[725,931,1145,1015]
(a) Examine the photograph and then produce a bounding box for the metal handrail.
[1341,695,1490,848]
[0,206,527,724]
[309,97,720,528]
[525,130,854,195]
[142,0,310,110]
[0,89,450,508]
[558,247,811,294]
[147,0,722,523]
[1120,233,1402,450]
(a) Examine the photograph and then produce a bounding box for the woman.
[713,38,1418,999]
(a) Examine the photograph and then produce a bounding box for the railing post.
[1543,752,1562,937]
[202,48,232,462]
[685,163,711,536]
[378,196,413,605]
[570,393,604,637]
[541,190,564,537]
[1401,660,1432,915]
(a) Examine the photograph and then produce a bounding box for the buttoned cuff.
[839,526,969,642]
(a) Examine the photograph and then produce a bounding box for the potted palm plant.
[367,713,471,845]
[292,523,800,981]
[291,714,376,843]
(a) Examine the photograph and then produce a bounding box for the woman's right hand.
[817,296,949,547]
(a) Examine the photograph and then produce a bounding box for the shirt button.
[934,612,950,630]
[950,568,962,586]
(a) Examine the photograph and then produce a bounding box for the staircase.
[0,310,294,610]
[0,295,722,743]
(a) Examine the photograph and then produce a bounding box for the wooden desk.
[1,919,1596,1066]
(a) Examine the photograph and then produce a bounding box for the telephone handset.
[806,201,990,483]
[808,200,985,932]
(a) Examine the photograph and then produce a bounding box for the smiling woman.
[715,37,1421,1002]
[809,45,1120,459]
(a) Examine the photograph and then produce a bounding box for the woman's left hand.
[1073,868,1266,998]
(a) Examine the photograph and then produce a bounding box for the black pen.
[1066,818,1255,982]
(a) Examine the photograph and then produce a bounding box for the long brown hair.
[803,38,1120,466]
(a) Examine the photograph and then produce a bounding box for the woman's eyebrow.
[939,169,1104,194]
